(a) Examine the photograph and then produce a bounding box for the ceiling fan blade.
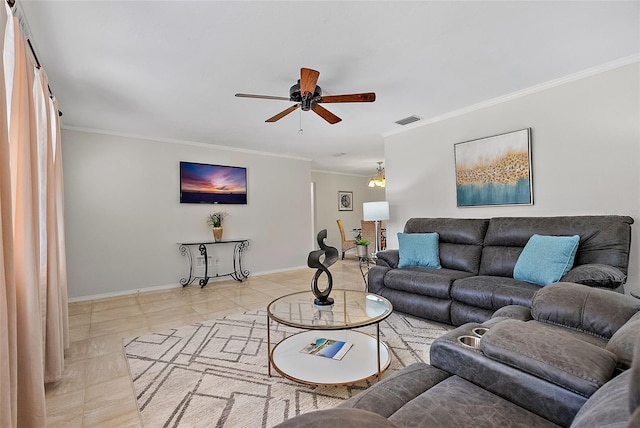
[265,104,300,122]
[300,68,320,96]
[319,93,376,103]
[235,93,291,101]
[311,104,342,124]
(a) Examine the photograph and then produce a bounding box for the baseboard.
[67,265,310,303]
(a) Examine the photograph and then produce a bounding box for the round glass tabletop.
[267,290,392,330]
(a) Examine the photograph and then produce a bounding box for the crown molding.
[61,125,312,162]
[383,55,640,137]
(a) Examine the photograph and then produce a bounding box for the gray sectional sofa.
[369,216,634,325]
[276,283,640,428]
[275,215,639,427]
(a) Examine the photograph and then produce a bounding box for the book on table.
[300,337,353,360]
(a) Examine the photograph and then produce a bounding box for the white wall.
[62,63,639,298]
[310,171,385,251]
[383,62,640,291]
[62,129,312,299]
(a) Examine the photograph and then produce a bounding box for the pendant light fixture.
[368,162,386,188]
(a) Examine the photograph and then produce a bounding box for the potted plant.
[207,211,228,242]
[355,238,370,258]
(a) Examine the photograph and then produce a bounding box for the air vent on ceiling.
[394,115,422,126]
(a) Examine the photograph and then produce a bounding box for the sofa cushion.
[450,302,494,325]
[513,234,579,285]
[532,282,640,339]
[388,375,559,428]
[479,216,634,278]
[451,276,540,310]
[404,218,488,274]
[374,287,453,324]
[478,245,522,277]
[438,242,485,274]
[561,263,627,289]
[337,362,450,418]
[384,267,472,299]
[403,217,488,245]
[397,232,441,268]
[481,319,618,397]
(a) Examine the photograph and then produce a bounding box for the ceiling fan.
[235,68,376,124]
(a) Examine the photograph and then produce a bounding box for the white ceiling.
[17,1,640,176]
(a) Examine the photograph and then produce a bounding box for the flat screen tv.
[180,161,248,204]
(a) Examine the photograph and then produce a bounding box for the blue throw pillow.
[514,234,580,286]
[397,232,441,269]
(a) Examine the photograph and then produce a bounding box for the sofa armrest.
[532,282,640,339]
[367,266,391,295]
[489,305,534,323]
[484,305,533,328]
[606,311,640,368]
[481,319,618,397]
[560,264,627,289]
[375,250,399,268]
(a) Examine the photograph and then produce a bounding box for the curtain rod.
[6,0,62,117]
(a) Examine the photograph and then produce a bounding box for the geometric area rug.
[123,310,451,428]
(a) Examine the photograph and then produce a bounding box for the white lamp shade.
[363,201,389,221]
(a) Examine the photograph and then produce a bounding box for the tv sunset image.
[180,162,247,204]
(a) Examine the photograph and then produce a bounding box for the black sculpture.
[307,229,339,306]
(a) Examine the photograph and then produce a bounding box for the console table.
[178,239,249,287]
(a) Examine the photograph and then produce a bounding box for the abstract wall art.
[454,128,533,207]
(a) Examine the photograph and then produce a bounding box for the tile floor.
[46,258,368,427]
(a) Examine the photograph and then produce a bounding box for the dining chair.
[336,219,356,259]
[360,220,377,253]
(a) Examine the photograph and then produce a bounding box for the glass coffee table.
[266,290,393,386]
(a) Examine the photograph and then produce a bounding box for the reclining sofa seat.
[275,334,640,428]
[274,284,640,428]
[430,282,640,426]
[369,215,633,325]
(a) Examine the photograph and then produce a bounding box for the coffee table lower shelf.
[270,330,391,386]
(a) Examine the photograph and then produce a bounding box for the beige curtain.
[36,68,67,382]
[1,3,68,427]
[0,3,17,427]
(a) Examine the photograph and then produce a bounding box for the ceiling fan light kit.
[235,67,376,125]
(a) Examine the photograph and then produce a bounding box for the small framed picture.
[338,191,353,211]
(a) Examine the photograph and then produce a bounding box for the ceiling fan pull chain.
[298,108,303,135]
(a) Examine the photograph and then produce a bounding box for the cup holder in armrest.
[472,327,489,337]
[458,335,481,349]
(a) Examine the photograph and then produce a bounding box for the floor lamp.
[363,201,389,257]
